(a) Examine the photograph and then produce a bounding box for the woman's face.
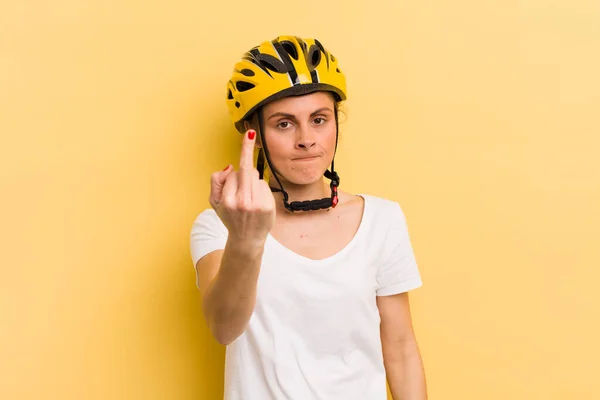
[259,91,337,186]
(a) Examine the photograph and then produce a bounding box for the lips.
[293,155,320,161]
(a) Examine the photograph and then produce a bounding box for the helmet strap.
[257,104,340,212]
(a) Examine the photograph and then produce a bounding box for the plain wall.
[1,0,599,398]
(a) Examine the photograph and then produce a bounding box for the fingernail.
[223,165,230,171]
[248,130,256,140]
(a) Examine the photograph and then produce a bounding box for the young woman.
[190,35,427,400]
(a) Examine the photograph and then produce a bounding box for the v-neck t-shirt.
[190,193,423,400]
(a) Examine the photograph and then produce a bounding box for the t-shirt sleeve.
[189,208,229,268]
[376,202,423,296]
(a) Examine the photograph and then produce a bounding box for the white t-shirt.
[190,194,423,400]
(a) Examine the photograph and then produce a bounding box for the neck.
[270,178,331,214]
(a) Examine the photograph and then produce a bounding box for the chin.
[278,168,328,186]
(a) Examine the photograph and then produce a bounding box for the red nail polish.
[223,165,229,171]
[248,130,256,140]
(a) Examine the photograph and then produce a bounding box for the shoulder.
[192,207,219,224]
[189,208,229,266]
[190,208,228,236]
[358,193,413,244]
[361,193,407,222]
[339,191,403,214]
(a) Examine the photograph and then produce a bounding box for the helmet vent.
[236,81,255,92]
[257,54,288,73]
[227,89,234,99]
[314,39,326,56]
[307,45,321,69]
[280,41,298,60]
[240,69,255,77]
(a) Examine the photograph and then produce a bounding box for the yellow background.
[1,0,599,399]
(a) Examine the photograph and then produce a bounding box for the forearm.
[385,342,427,400]
[203,237,265,345]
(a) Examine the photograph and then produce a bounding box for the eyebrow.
[267,107,333,121]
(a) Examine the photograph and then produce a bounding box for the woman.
[190,35,427,400]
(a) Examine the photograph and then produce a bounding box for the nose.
[295,126,316,149]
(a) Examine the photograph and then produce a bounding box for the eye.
[313,117,327,125]
[277,121,293,130]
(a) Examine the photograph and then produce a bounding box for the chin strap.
[257,106,340,212]
[269,169,339,211]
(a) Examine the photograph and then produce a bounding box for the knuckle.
[238,199,253,212]
[256,205,268,214]
[221,196,236,210]
[254,202,267,213]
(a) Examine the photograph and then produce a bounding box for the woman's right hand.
[209,129,276,245]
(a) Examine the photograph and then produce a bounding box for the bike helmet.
[226,35,348,212]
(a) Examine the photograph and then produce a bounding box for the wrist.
[225,234,267,258]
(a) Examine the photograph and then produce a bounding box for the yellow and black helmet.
[226,35,347,133]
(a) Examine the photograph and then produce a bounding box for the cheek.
[262,133,290,158]
[324,125,338,151]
